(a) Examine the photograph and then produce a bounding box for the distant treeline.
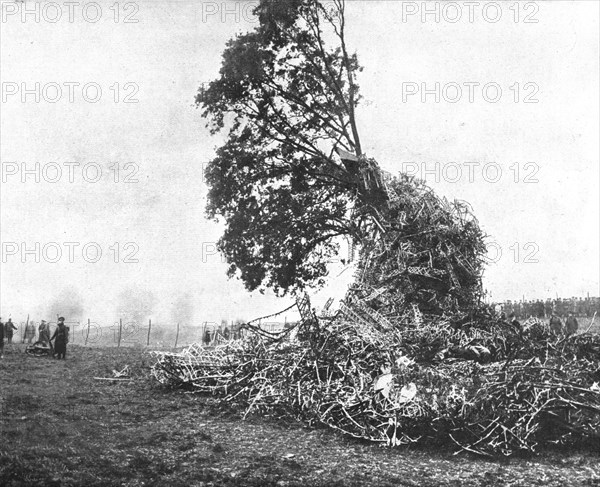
[494,296,600,318]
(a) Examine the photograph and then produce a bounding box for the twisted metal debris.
[151,299,600,457]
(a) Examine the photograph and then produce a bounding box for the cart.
[25,340,54,357]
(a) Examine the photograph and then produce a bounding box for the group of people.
[15,319,51,344]
[498,296,599,320]
[0,318,17,358]
[203,326,232,345]
[0,317,70,359]
[501,311,580,337]
[549,313,580,336]
[201,325,253,345]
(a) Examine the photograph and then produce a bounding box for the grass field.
[1,344,600,487]
[571,317,598,334]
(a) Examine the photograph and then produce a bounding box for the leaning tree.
[197,0,488,316]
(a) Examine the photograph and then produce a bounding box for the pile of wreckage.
[353,171,488,317]
[151,292,600,457]
[152,167,598,456]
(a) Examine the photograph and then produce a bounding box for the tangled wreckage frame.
[152,290,600,458]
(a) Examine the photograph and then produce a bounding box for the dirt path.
[1,344,599,486]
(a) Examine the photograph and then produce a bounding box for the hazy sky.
[1,0,598,326]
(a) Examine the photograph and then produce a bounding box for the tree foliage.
[198,0,377,294]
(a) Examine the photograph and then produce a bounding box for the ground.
[1,339,599,486]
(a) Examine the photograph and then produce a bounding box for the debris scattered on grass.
[112,365,131,378]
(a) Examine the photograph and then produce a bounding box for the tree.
[198,0,386,295]
[198,0,488,315]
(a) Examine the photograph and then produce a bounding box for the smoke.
[171,292,195,325]
[48,287,84,321]
[116,287,157,325]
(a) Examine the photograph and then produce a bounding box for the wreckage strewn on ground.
[152,296,600,457]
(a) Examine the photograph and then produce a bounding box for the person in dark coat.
[39,320,51,343]
[50,317,69,359]
[549,314,564,336]
[565,313,579,336]
[203,329,212,346]
[25,321,36,343]
[0,317,5,358]
[5,319,17,344]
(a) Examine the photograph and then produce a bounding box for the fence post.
[118,318,122,348]
[85,319,90,346]
[23,314,29,343]
[147,319,152,347]
[174,322,180,349]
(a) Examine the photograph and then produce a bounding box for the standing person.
[549,313,564,336]
[38,320,51,343]
[50,317,69,359]
[536,300,545,318]
[565,313,579,336]
[0,317,5,358]
[25,320,36,343]
[5,319,17,344]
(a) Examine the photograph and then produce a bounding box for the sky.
[0,0,598,327]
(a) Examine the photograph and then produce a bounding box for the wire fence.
[9,297,597,348]
[9,319,290,349]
